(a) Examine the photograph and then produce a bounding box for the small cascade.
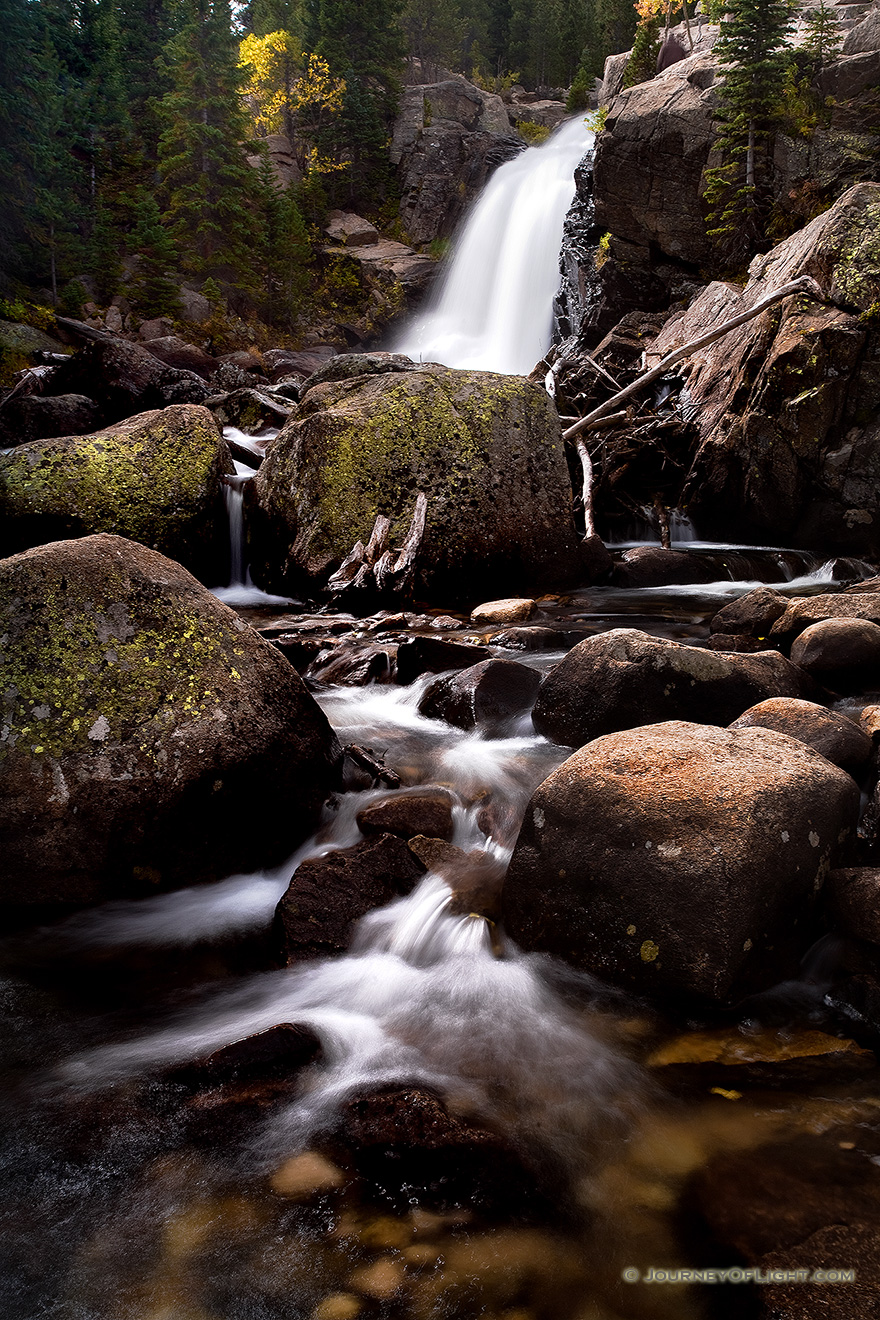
[213,452,293,607]
[395,117,594,375]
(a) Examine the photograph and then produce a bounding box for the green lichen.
[0,410,224,553]
[830,199,880,311]
[304,371,534,556]
[0,583,244,763]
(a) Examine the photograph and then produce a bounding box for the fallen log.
[562,275,824,441]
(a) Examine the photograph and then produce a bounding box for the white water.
[395,117,593,375]
[212,450,296,607]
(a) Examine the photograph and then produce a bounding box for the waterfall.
[395,117,594,375]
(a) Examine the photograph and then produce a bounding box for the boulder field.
[0,534,341,907]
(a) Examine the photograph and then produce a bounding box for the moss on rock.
[0,404,233,582]
[247,365,585,600]
[0,534,341,906]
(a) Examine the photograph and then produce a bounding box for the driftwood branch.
[575,437,596,539]
[327,493,428,600]
[653,493,671,550]
[562,275,824,441]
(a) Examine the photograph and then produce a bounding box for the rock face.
[532,629,817,749]
[662,184,880,556]
[593,50,719,269]
[392,79,524,245]
[503,721,860,1003]
[47,336,211,423]
[0,405,232,582]
[246,365,587,600]
[0,535,341,907]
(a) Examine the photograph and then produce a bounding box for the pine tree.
[803,0,841,72]
[256,158,311,325]
[403,0,466,83]
[624,14,661,87]
[704,0,796,263]
[157,0,263,292]
[129,189,182,318]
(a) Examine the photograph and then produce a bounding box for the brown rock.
[532,628,819,749]
[47,335,210,423]
[0,393,102,447]
[709,586,790,637]
[357,790,454,841]
[503,721,860,1003]
[790,618,880,691]
[730,697,873,774]
[827,868,880,945]
[770,593,880,648]
[470,598,536,626]
[488,626,563,651]
[141,335,218,379]
[612,546,717,588]
[418,658,541,734]
[274,834,425,962]
[406,835,468,875]
[0,535,341,907]
[648,1025,875,1092]
[396,636,491,685]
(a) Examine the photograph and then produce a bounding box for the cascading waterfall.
[395,116,594,375]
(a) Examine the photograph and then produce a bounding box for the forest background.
[0,0,642,338]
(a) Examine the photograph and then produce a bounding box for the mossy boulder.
[0,404,233,582]
[0,534,342,908]
[246,364,586,600]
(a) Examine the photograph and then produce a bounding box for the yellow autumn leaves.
[238,33,347,174]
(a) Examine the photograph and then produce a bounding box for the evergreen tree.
[704,0,795,263]
[803,0,841,72]
[624,13,660,87]
[128,189,182,318]
[256,159,311,325]
[403,0,466,82]
[0,0,43,284]
[157,0,263,291]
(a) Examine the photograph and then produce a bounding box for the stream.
[2,532,879,1320]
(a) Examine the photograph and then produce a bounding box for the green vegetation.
[704,0,797,263]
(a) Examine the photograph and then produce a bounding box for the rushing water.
[394,117,593,374]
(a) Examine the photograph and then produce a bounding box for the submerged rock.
[503,721,860,1004]
[0,534,341,907]
[532,628,818,749]
[0,404,232,581]
[246,365,588,600]
[356,790,455,842]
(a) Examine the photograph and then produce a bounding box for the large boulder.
[667,185,880,556]
[0,535,341,907]
[47,335,211,423]
[532,628,818,749]
[418,658,541,734]
[769,592,880,647]
[789,617,880,692]
[503,722,861,1003]
[0,405,232,582]
[0,393,102,447]
[246,365,588,600]
[730,697,873,775]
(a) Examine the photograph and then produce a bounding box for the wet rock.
[396,636,491,685]
[770,593,880,648]
[0,404,232,581]
[0,534,342,907]
[418,658,541,734]
[445,850,506,920]
[503,721,860,1004]
[533,629,819,749]
[790,618,880,692]
[316,1085,542,1214]
[356,790,454,842]
[469,598,536,626]
[648,1026,875,1093]
[827,868,880,945]
[205,386,292,432]
[406,834,468,875]
[47,335,210,423]
[274,834,425,962]
[612,546,717,588]
[0,392,101,446]
[488,626,563,651]
[709,586,790,637]
[730,698,873,775]
[169,1024,322,1086]
[308,643,397,686]
[688,1131,880,1317]
[141,335,218,379]
[246,365,586,601]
